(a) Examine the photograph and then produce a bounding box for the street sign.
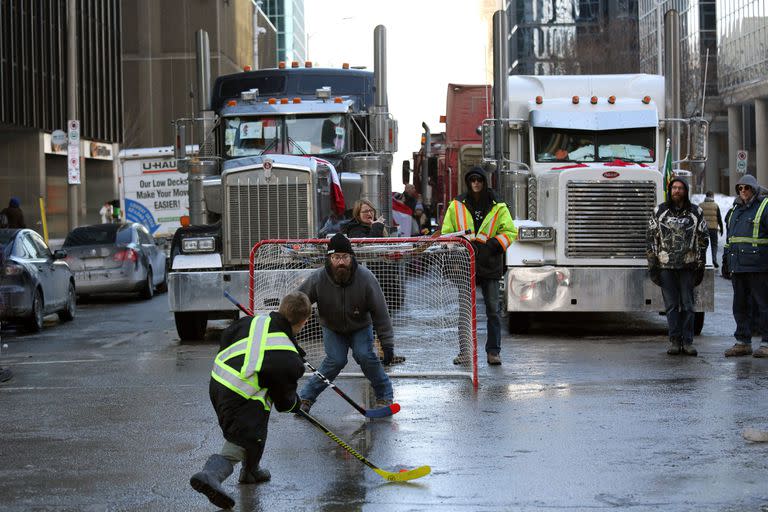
[736,149,748,174]
[67,120,80,184]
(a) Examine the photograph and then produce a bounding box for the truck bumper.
[504,266,715,312]
[168,270,249,312]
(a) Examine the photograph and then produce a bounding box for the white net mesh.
[249,237,477,385]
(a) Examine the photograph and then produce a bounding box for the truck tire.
[175,312,208,341]
[694,312,705,336]
[507,312,531,334]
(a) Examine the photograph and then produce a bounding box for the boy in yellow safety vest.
[189,292,311,509]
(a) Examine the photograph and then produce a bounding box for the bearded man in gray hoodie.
[298,233,395,412]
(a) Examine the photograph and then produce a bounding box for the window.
[29,233,52,259]
[534,127,656,163]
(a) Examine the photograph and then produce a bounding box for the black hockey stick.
[223,290,400,418]
[296,409,430,482]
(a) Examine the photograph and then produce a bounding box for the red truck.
[407,84,491,225]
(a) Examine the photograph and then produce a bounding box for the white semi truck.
[484,10,713,333]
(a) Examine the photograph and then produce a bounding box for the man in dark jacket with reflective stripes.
[189,292,311,509]
[723,174,768,358]
[647,177,709,356]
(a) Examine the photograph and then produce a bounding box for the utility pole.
[67,0,79,230]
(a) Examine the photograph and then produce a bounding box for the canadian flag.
[314,158,346,215]
[391,193,415,236]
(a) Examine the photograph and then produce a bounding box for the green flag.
[662,139,673,202]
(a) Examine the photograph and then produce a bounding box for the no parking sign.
[67,120,81,184]
[736,149,748,174]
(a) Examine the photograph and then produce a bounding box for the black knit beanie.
[327,233,354,255]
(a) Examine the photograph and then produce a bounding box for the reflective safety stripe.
[476,209,501,243]
[454,200,470,233]
[729,198,768,247]
[211,315,298,407]
[495,232,512,250]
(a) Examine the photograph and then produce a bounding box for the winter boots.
[666,341,682,355]
[190,454,235,509]
[239,466,271,484]
[724,343,753,357]
[487,353,502,365]
[374,398,394,408]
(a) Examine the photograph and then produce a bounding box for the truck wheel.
[694,312,705,336]
[507,312,531,334]
[175,312,208,341]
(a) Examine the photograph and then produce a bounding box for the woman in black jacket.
[341,200,388,237]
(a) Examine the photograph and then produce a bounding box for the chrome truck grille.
[566,180,657,259]
[225,174,312,265]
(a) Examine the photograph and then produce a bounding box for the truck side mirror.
[481,120,495,161]
[402,160,411,185]
[690,118,709,162]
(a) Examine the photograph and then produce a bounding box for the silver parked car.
[0,228,76,331]
[63,223,167,299]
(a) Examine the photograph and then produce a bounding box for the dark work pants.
[659,269,696,345]
[731,272,768,344]
[477,278,501,355]
[708,229,719,265]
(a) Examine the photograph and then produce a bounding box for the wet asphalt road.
[0,276,767,512]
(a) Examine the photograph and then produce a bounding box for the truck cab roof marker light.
[268,98,277,105]
[535,96,543,104]
[342,63,349,69]
[316,87,332,99]
[243,65,252,72]
[227,100,237,107]
[305,61,312,68]
[293,97,301,104]
[280,98,289,104]
[608,95,616,104]
[572,96,579,104]
[590,96,598,104]
[439,115,446,123]
[278,61,286,69]
[642,96,651,104]
[291,61,299,68]
[334,97,343,103]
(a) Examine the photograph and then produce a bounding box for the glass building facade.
[717,0,768,95]
[262,0,306,62]
[638,0,717,116]
[507,0,639,75]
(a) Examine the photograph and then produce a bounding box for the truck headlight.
[182,237,216,253]
[518,227,554,242]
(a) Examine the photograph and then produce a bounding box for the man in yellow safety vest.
[440,167,517,366]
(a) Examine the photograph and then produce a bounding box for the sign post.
[67,120,81,185]
[736,149,748,175]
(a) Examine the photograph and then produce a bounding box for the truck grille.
[566,180,656,259]
[226,175,312,264]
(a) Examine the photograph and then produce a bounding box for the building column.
[755,98,768,187]
[704,129,720,193]
[728,105,743,192]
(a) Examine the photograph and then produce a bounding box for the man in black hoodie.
[440,167,517,365]
[647,177,709,356]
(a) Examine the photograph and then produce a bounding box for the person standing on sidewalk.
[723,174,768,358]
[647,177,709,356]
[699,191,723,268]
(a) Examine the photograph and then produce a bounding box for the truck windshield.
[534,127,655,164]
[223,114,346,158]
[224,117,282,157]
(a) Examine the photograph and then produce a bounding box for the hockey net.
[249,237,478,386]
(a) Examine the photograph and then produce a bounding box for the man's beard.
[332,263,352,284]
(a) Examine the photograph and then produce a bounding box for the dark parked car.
[63,223,167,299]
[0,228,76,331]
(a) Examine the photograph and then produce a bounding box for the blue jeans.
[300,325,393,402]
[659,269,695,345]
[477,278,501,355]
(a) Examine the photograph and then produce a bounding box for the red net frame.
[248,237,478,387]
